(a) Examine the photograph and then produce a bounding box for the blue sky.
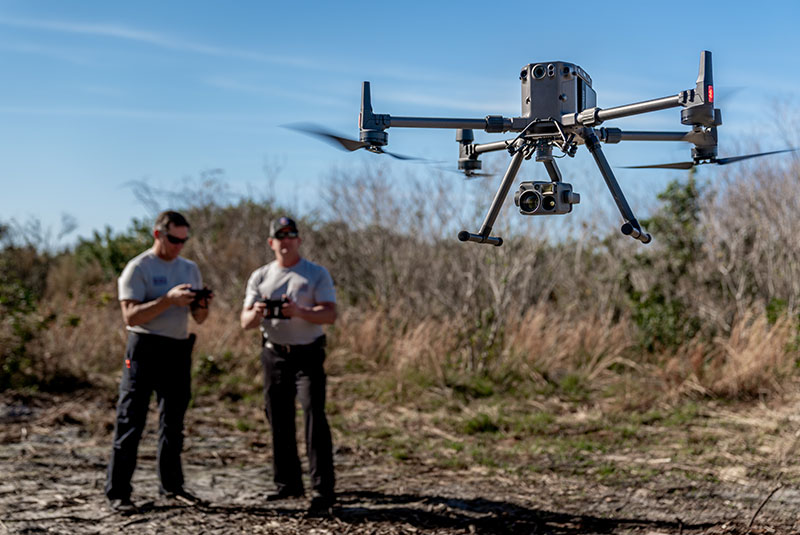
[1,1,799,246]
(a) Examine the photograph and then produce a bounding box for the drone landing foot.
[458,231,503,246]
[621,220,652,244]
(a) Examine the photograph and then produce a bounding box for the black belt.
[264,335,326,354]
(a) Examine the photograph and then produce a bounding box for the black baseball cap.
[270,216,299,238]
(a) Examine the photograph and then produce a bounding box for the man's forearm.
[122,297,173,327]
[297,304,337,325]
[240,307,262,329]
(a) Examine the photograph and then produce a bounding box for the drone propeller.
[432,165,494,179]
[462,170,495,179]
[283,122,423,161]
[622,148,799,170]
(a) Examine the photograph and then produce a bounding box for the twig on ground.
[122,516,153,528]
[749,483,783,528]
[4,513,116,522]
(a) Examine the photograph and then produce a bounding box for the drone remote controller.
[260,297,288,320]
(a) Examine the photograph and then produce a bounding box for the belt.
[264,335,325,354]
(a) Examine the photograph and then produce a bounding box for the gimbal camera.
[290,51,796,246]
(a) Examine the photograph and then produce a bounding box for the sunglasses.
[274,231,299,240]
[165,233,189,245]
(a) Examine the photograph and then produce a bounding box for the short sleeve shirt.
[243,258,336,345]
[118,250,202,340]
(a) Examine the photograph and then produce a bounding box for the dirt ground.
[2,386,800,535]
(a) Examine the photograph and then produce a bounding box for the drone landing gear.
[459,130,651,246]
[458,146,527,246]
[583,129,651,244]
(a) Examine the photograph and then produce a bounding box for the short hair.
[154,210,191,232]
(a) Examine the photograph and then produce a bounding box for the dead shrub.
[708,312,798,397]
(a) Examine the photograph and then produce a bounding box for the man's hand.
[252,300,268,317]
[190,288,214,310]
[190,287,212,324]
[281,296,299,318]
[241,300,268,330]
[166,284,196,307]
[281,296,337,325]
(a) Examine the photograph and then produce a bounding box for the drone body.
[289,51,795,246]
[520,61,596,120]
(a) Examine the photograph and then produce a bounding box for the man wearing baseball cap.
[240,216,337,513]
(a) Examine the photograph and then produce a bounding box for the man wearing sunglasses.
[105,210,212,513]
[240,216,337,514]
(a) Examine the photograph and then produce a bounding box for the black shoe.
[160,488,208,507]
[107,497,138,514]
[308,491,335,514]
[266,488,305,502]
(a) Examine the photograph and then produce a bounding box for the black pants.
[261,338,334,495]
[105,332,194,500]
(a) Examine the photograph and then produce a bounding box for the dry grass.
[710,313,799,397]
[505,306,637,381]
[8,271,800,411]
[4,158,800,409]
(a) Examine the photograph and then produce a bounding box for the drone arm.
[471,139,515,155]
[360,83,517,134]
[594,95,683,123]
[387,116,488,130]
[582,129,651,244]
[387,115,521,134]
[595,128,706,143]
[568,95,683,127]
[615,130,694,142]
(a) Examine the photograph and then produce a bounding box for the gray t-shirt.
[118,250,202,340]
[243,258,336,345]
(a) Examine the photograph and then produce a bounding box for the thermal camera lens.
[519,191,540,213]
[542,195,556,211]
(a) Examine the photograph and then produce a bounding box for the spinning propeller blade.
[623,161,695,170]
[463,171,495,179]
[368,147,421,160]
[715,148,799,165]
[434,165,494,179]
[283,123,367,152]
[623,148,798,170]
[283,123,426,161]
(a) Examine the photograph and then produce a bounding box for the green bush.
[626,175,704,351]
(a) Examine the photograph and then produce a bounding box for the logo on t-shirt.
[153,276,167,286]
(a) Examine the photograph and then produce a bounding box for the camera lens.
[542,195,556,211]
[518,190,540,214]
[532,65,546,79]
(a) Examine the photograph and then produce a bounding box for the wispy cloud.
[0,15,317,69]
[0,15,473,87]
[0,105,271,124]
[0,40,94,65]
[203,77,351,109]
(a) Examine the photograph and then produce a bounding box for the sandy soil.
[1,390,799,535]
